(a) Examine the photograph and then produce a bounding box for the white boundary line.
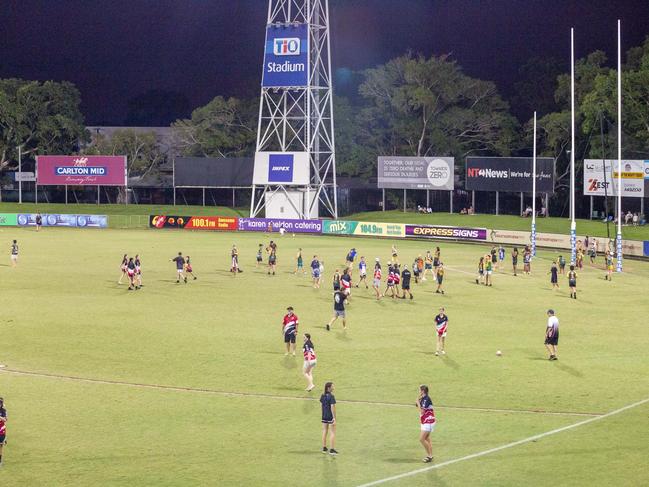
[357,395,649,487]
[0,368,600,417]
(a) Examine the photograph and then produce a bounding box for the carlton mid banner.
[405,224,488,241]
[262,24,309,87]
[37,156,127,186]
[465,157,554,192]
[149,215,238,231]
[583,159,645,197]
[378,157,455,190]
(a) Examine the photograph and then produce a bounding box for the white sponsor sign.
[583,159,645,197]
[253,152,310,186]
[14,171,36,182]
[378,156,454,190]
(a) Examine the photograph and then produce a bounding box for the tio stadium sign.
[262,24,308,87]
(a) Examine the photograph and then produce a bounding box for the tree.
[357,53,519,176]
[83,129,167,179]
[0,78,88,169]
[171,96,257,158]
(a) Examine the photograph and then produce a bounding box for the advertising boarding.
[583,159,645,197]
[149,215,238,231]
[465,157,554,192]
[377,157,455,190]
[37,156,127,186]
[238,218,322,234]
[322,221,406,238]
[17,214,107,228]
[253,152,310,185]
[262,24,309,87]
[405,224,488,241]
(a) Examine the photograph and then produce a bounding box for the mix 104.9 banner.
[465,157,554,192]
[17,214,108,228]
[262,24,308,87]
[322,221,406,237]
[36,156,127,186]
[150,215,238,231]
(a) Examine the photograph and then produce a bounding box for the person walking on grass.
[549,261,559,290]
[434,307,448,356]
[311,256,321,289]
[320,382,337,455]
[185,255,198,280]
[545,309,559,361]
[558,255,566,274]
[356,256,369,289]
[256,244,263,267]
[605,250,614,281]
[435,262,445,294]
[372,260,382,300]
[171,252,187,283]
[476,256,485,284]
[416,385,436,463]
[10,240,18,267]
[282,306,299,356]
[326,290,347,331]
[401,264,413,300]
[568,265,578,299]
[0,397,6,466]
[484,255,493,286]
[118,254,128,284]
[512,247,519,276]
[294,248,305,275]
[302,333,317,392]
[35,212,42,232]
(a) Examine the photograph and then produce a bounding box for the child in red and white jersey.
[416,385,436,463]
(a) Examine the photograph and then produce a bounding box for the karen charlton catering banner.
[405,224,488,241]
[37,155,127,186]
[238,218,322,234]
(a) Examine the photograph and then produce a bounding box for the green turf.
[345,210,649,241]
[0,227,648,486]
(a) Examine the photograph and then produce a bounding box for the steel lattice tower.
[250,0,338,218]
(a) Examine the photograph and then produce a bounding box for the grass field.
[3,203,648,240]
[1,226,648,486]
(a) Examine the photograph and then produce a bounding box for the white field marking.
[356,395,649,487]
[0,368,600,417]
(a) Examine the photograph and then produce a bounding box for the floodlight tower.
[250,0,338,219]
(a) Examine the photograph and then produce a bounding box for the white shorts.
[177,269,184,274]
[343,287,351,295]
[421,423,436,432]
[373,279,381,287]
[11,255,18,261]
[303,360,317,371]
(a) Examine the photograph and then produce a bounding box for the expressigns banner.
[322,221,405,238]
[17,214,107,228]
[37,156,127,186]
[465,157,554,192]
[377,157,455,190]
[238,218,322,233]
[405,224,488,241]
[262,24,308,87]
[583,159,645,197]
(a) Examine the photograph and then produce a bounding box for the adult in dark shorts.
[0,397,6,466]
[35,213,42,232]
[326,291,347,330]
[512,247,519,276]
[401,264,413,299]
[545,309,559,360]
[320,382,338,455]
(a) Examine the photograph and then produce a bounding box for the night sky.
[2,0,648,125]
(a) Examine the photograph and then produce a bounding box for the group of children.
[118,254,143,290]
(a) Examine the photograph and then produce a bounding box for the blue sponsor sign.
[262,24,308,87]
[268,154,294,182]
[644,241,649,257]
[17,214,108,228]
